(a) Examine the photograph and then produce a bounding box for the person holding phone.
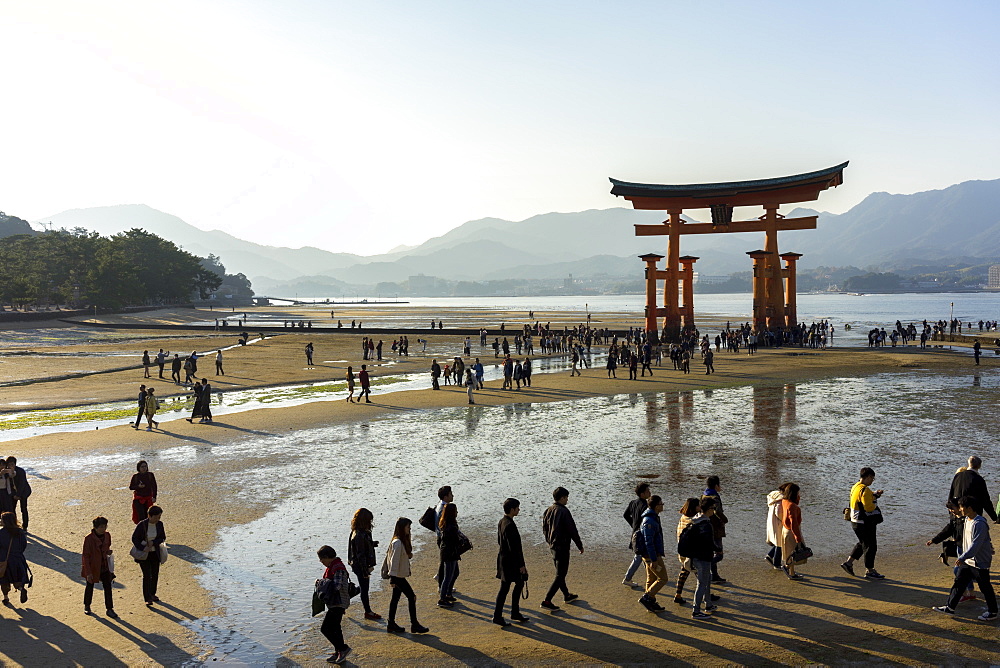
[841,467,885,579]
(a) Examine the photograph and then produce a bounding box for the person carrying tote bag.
[82,516,118,618]
[131,505,166,606]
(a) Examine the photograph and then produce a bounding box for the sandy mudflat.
[0,306,997,666]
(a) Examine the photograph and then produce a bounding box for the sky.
[1,1,998,255]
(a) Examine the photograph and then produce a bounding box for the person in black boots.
[540,487,584,610]
[494,498,528,626]
[82,516,117,618]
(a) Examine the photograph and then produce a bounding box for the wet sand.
[1,306,998,666]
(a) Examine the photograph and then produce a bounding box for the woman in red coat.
[129,461,157,524]
[82,516,117,617]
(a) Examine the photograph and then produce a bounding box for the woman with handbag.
[348,508,381,620]
[780,484,807,580]
[316,545,352,664]
[384,517,428,634]
[129,460,158,524]
[131,505,166,606]
[437,503,468,608]
[841,467,886,579]
[494,497,528,626]
[82,516,117,617]
[0,511,28,604]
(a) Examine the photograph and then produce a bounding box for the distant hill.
[0,213,36,239]
[35,178,1000,287]
[34,205,362,281]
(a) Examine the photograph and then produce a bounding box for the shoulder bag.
[418,506,437,532]
[159,543,169,564]
[130,545,148,561]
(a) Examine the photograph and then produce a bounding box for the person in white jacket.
[385,518,428,635]
[765,483,791,568]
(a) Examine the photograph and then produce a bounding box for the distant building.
[695,274,729,285]
[989,265,1000,289]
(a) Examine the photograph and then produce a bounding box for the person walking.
[522,357,532,387]
[702,476,729,583]
[494,498,528,626]
[570,348,581,376]
[780,483,806,580]
[199,378,213,423]
[186,381,204,423]
[932,495,998,620]
[437,504,470,608]
[131,385,147,429]
[703,348,715,374]
[637,495,668,612]
[143,387,160,431]
[316,545,353,664]
[170,354,182,384]
[129,460,157,524]
[949,456,998,522]
[673,498,707,606]
[358,365,371,403]
[345,366,356,403]
[384,517,428,634]
[4,457,30,532]
[0,512,29,605]
[622,483,652,587]
[540,486,584,610]
[82,516,117,617]
[841,467,886,579]
[215,350,224,376]
[680,497,719,620]
[431,360,441,390]
[765,483,790,569]
[974,340,981,365]
[464,369,476,405]
[348,508,381,620]
[606,355,617,379]
[473,358,485,389]
[131,505,165,606]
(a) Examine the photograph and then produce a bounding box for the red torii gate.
[610,162,848,341]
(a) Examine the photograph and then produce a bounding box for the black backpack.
[677,522,700,559]
[418,506,437,532]
[630,528,647,557]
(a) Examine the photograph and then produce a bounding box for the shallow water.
[42,366,983,665]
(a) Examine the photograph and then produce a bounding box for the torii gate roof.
[610,161,848,209]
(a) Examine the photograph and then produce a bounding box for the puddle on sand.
[148,367,997,664]
[0,352,595,441]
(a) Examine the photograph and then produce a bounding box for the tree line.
[0,227,223,308]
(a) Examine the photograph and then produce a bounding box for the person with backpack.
[541,487,584,611]
[383,518,428,634]
[679,497,720,620]
[932,495,998,620]
[622,483,652,588]
[143,387,160,431]
[637,495,667,612]
[316,545,352,664]
[673,498,713,606]
[494,498,528,626]
[437,504,470,608]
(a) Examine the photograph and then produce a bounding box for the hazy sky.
[2,1,998,255]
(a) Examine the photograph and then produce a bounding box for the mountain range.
[29,178,1000,292]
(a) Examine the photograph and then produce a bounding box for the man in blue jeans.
[933,495,998,620]
[622,483,652,587]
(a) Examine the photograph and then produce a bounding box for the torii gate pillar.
[679,255,698,331]
[639,253,664,336]
[747,250,771,333]
[781,252,803,329]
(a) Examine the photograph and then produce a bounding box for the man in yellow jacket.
[841,467,886,579]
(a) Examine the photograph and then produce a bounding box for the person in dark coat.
[5,457,31,532]
[131,384,147,429]
[186,381,203,423]
[82,516,117,617]
[494,498,528,626]
[949,457,998,522]
[541,486,584,610]
[199,379,213,423]
[131,505,166,606]
[622,483,652,587]
[348,508,380,620]
[702,475,729,582]
[0,511,29,604]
